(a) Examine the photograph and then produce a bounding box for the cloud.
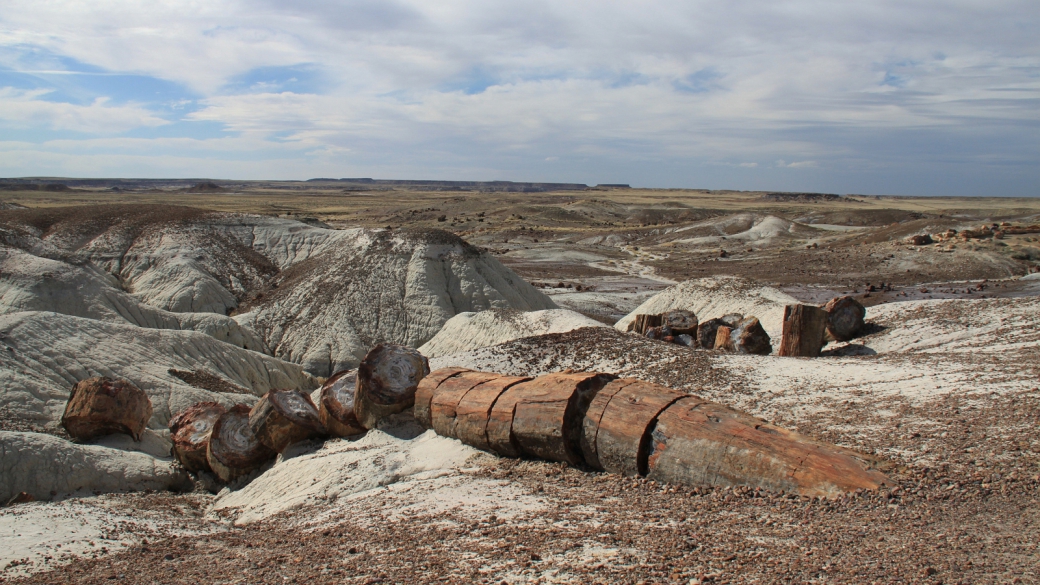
[0,87,169,133]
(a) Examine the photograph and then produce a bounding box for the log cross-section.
[319,369,365,438]
[169,402,226,473]
[824,296,866,342]
[207,404,276,483]
[355,343,431,429]
[249,389,326,453]
[778,304,828,357]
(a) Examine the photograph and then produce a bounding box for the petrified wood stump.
[249,389,326,453]
[355,343,431,429]
[454,375,532,451]
[507,372,616,464]
[169,402,226,473]
[778,304,828,357]
[582,379,685,476]
[824,296,866,342]
[207,404,275,483]
[61,376,152,442]
[646,397,889,497]
[628,313,663,335]
[319,370,365,438]
[430,371,507,439]
[414,367,471,428]
[662,310,698,336]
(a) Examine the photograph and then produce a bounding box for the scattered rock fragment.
[61,377,153,442]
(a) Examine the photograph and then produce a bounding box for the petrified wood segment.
[508,372,617,464]
[455,375,532,451]
[824,296,866,342]
[414,367,471,428]
[628,313,663,335]
[732,317,772,355]
[580,379,635,470]
[646,397,889,497]
[319,370,365,438]
[207,404,275,483]
[355,343,431,429]
[61,376,153,442]
[169,402,226,473]
[485,382,529,458]
[587,379,685,476]
[430,371,506,439]
[662,310,698,335]
[713,325,735,351]
[249,389,326,453]
[778,304,828,357]
[697,314,741,350]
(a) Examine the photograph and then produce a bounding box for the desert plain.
[0,178,1038,585]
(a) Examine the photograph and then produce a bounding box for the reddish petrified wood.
[454,375,532,451]
[777,304,828,357]
[61,376,153,442]
[713,325,735,351]
[646,397,889,497]
[662,310,698,336]
[590,380,687,476]
[248,389,326,453]
[169,402,226,472]
[485,382,528,458]
[580,379,636,470]
[628,313,663,335]
[697,314,742,349]
[824,296,866,342]
[207,404,275,483]
[414,367,471,428]
[430,371,506,439]
[355,343,431,429]
[319,370,365,438]
[508,372,617,465]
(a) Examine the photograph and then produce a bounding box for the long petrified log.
[207,404,275,483]
[355,343,431,429]
[777,304,828,357]
[418,367,889,496]
[169,402,226,472]
[414,367,471,428]
[646,397,889,497]
[249,389,326,452]
[319,370,365,438]
[61,377,152,442]
[824,296,866,342]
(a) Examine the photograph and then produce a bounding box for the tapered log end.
[61,376,153,442]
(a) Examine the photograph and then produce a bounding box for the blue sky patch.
[222,64,325,95]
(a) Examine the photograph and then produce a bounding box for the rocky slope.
[418,308,605,357]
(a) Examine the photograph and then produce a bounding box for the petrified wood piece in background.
[697,314,743,349]
[583,379,685,476]
[319,370,365,438]
[507,372,617,464]
[207,404,275,483]
[662,310,698,336]
[646,397,889,497]
[824,296,866,342]
[169,402,226,472]
[61,377,152,442]
[355,343,431,429]
[413,367,471,428]
[777,304,828,357]
[731,317,772,355]
[628,313,663,335]
[713,325,735,351]
[249,389,326,453]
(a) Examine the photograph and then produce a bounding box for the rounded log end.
[208,404,275,483]
[356,344,431,429]
[250,389,326,453]
[319,370,366,438]
[170,402,226,473]
[61,376,153,442]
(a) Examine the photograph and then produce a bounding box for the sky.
[0,1,1038,196]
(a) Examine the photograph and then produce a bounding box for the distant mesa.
[0,182,70,192]
[186,182,226,193]
[595,184,631,188]
[762,192,844,203]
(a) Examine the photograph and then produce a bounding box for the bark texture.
[249,389,326,453]
[61,377,153,442]
[778,304,828,357]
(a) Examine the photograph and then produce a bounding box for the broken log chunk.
[207,404,275,483]
[645,325,671,340]
[777,304,828,357]
[355,343,431,429]
[508,372,617,465]
[454,375,532,451]
[580,379,636,470]
[414,367,471,428]
[732,317,772,355]
[485,382,528,458]
[61,376,153,442]
[697,314,742,349]
[628,313,663,335]
[586,379,686,476]
[713,325,735,351]
[824,296,866,342]
[169,402,226,473]
[249,389,326,453]
[662,310,698,335]
[319,370,365,438]
[646,397,889,497]
[430,371,507,439]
